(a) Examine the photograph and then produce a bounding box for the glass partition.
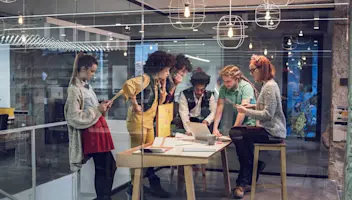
[0,0,349,200]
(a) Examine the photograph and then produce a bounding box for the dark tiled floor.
[112,169,338,200]
[0,138,328,198]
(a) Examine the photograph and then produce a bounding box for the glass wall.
[0,0,348,200]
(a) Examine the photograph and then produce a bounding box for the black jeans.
[229,126,281,187]
[89,152,117,200]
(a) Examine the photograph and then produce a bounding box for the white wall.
[0,45,10,108]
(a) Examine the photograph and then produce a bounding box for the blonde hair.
[69,53,85,85]
[220,65,259,98]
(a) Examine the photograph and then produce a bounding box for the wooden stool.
[250,143,287,200]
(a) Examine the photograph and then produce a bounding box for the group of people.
[64,50,286,200]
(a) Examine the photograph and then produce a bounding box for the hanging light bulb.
[286,62,289,66]
[302,56,306,61]
[265,10,271,20]
[307,46,311,51]
[149,45,153,50]
[184,3,191,18]
[287,39,292,46]
[298,61,301,66]
[249,42,253,49]
[21,35,26,43]
[299,30,303,37]
[264,48,268,56]
[18,15,24,25]
[269,20,274,26]
[288,51,292,56]
[271,55,274,59]
[228,27,234,38]
[123,51,127,57]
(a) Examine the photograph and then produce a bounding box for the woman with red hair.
[230,55,286,199]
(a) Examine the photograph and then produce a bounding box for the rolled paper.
[110,90,124,102]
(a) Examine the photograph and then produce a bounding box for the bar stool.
[250,142,287,200]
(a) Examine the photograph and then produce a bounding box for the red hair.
[250,55,276,81]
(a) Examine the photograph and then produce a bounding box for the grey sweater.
[245,79,286,138]
[64,78,102,172]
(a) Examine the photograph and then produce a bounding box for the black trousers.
[229,126,280,186]
[89,152,117,200]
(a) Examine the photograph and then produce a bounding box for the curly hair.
[175,54,192,72]
[220,65,259,97]
[190,70,211,86]
[144,51,176,74]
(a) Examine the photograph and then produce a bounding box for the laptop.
[187,122,232,142]
[186,122,212,141]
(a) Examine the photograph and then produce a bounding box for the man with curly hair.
[178,70,217,135]
[121,51,174,199]
[165,54,193,103]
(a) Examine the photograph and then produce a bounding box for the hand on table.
[212,129,222,137]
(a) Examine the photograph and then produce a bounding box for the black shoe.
[125,184,148,200]
[149,176,172,198]
[256,161,266,182]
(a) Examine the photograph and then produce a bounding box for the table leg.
[132,168,142,200]
[184,165,196,200]
[221,148,231,197]
[177,166,185,194]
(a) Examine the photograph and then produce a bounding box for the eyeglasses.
[249,67,257,74]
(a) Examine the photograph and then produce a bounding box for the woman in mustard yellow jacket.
[121,51,175,199]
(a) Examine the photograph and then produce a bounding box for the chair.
[250,142,287,200]
[0,114,8,130]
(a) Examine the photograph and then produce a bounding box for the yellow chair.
[250,143,287,200]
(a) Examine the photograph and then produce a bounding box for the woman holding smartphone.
[65,53,115,200]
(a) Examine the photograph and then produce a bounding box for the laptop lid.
[186,122,212,141]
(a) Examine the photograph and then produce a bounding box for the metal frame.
[0,121,67,200]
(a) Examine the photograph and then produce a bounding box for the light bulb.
[264,48,268,56]
[299,30,303,37]
[286,62,289,66]
[149,46,153,50]
[18,15,24,25]
[271,55,274,59]
[184,4,191,18]
[227,27,234,38]
[265,11,271,20]
[21,35,26,43]
[307,47,311,51]
[298,61,301,66]
[249,42,253,49]
[287,39,292,46]
[269,20,274,26]
[288,51,292,56]
[302,56,306,61]
[123,51,127,57]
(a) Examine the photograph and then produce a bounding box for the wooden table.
[116,139,232,200]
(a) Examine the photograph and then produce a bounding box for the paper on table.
[218,136,232,142]
[153,137,193,147]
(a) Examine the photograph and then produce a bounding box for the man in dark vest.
[178,70,217,135]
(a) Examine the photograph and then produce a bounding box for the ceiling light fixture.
[314,21,319,30]
[299,30,303,37]
[184,3,191,18]
[123,51,127,56]
[287,39,292,46]
[264,48,268,55]
[185,54,210,63]
[18,15,24,25]
[169,0,206,30]
[249,42,253,49]
[193,28,198,32]
[214,0,247,49]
